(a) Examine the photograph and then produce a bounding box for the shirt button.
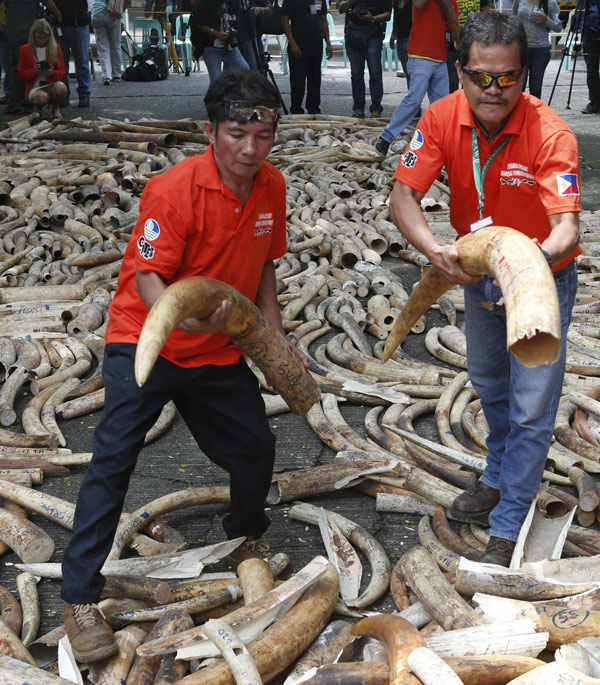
[234,208,240,213]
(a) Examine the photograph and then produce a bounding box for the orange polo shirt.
[106,147,287,367]
[394,90,581,272]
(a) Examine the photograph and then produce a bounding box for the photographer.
[193,0,249,83]
[54,0,91,107]
[340,0,391,118]
[17,18,67,119]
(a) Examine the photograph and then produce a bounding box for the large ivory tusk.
[134,276,320,415]
[382,226,561,366]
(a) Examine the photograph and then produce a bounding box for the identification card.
[470,216,493,232]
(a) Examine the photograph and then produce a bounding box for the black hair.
[204,68,280,124]
[457,12,528,68]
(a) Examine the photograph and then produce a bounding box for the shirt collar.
[194,144,268,197]
[457,90,527,139]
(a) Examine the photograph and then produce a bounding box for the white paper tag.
[470,216,493,232]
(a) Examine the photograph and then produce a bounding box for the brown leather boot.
[63,602,118,663]
[480,536,516,567]
[450,479,500,523]
[224,537,274,569]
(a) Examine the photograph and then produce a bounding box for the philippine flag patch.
[556,173,580,196]
[144,218,160,241]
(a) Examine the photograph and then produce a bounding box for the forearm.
[135,270,168,310]
[255,261,285,335]
[390,181,440,261]
[282,16,294,44]
[543,212,580,265]
[435,0,459,44]
[339,0,352,13]
[43,0,61,18]
[321,14,330,42]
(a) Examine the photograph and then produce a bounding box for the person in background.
[91,0,128,85]
[5,0,62,114]
[390,0,412,84]
[17,18,67,119]
[581,0,600,113]
[281,0,332,114]
[375,0,459,156]
[0,1,10,104]
[513,0,561,98]
[339,0,392,118]
[447,0,489,91]
[54,0,92,107]
[192,0,249,83]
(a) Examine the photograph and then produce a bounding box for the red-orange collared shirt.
[106,146,287,367]
[394,90,581,271]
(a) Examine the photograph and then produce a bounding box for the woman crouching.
[17,19,67,120]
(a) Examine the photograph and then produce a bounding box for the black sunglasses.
[462,67,524,89]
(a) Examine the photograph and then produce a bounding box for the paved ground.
[0,38,599,668]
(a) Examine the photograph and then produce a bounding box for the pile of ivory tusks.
[1,112,600,683]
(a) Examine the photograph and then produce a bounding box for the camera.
[227,27,239,46]
[352,3,369,17]
[39,60,51,70]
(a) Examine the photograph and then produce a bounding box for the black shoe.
[103,77,111,85]
[375,136,390,157]
[582,102,600,114]
[450,479,500,523]
[480,536,516,567]
[78,97,90,108]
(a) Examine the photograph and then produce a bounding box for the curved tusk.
[383,226,561,367]
[134,276,320,415]
[351,614,425,685]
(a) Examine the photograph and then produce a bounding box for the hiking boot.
[375,136,390,157]
[450,479,500,523]
[352,108,364,118]
[78,97,90,108]
[63,602,118,663]
[225,537,273,569]
[370,111,382,118]
[480,536,516,567]
[582,101,600,114]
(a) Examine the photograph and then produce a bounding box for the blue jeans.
[381,56,448,143]
[522,46,550,100]
[203,46,249,83]
[464,261,577,541]
[346,34,384,113]
[56,24,91,99]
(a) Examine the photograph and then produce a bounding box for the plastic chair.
[174,13,201,72]
[262,33,286,73]
[325,13,346,67]
[381,19,397,72]
[130,18,169,57]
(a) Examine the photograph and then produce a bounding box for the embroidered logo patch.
[556,173,580,196]
[144,218,160,241]
[410,129,424,151]
[254,212,273,237]
[138,236,155,260]
[401,150,418,168]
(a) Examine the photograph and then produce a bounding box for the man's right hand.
[290,40,302,57]
[429,244,482,285]
[390,30,396,50]
[177,300,233,335]
[214,30,230,41]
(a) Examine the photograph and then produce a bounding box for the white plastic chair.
[381,19,397,72]
[325,13,346,67]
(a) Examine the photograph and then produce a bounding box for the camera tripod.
[250,17,288,114]
[548,0,586,109]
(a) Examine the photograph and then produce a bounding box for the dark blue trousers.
[61,343,275,604]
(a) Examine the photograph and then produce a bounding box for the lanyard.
[471,128,511,221]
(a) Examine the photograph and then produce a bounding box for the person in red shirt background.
[389,11,580,566]
[375,0,459,155]
[59,68,307,664]
[17,19,67,120]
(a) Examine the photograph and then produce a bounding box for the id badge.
[470,216,493,232]
[311,2,320,13]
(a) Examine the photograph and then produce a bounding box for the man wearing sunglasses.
[389,11,580,567]
[60,68,307,663]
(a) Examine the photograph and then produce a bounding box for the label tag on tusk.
[470,216,493,232]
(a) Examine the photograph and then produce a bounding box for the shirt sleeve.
[267,171,288,260]
[132,187,189,280]
[534,129,581,216]
[393,106,446,194]
[546,0,563,30]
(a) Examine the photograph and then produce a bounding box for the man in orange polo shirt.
[389,12,580,566]
[375,0,459,156]
[60,68,305,663]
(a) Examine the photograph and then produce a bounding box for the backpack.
[122,45,169,82]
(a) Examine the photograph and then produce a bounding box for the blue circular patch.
[410,129,424,151]
[144,219,160,241]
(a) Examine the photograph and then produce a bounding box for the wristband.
[541,248,552,267]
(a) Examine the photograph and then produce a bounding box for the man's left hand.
[325,42,333,59]
[288,341,309,369]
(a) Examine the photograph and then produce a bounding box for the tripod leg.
[267,67,288,114]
